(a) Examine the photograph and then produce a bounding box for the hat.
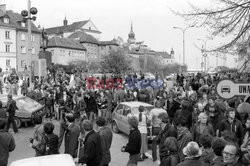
[183,142,202,158]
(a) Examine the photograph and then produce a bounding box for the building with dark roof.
[45,18,101,40]
[47,37,87,65]
[0,4,41,72]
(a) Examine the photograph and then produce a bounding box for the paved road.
[8,120,159,166]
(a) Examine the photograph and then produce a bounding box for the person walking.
[96,117,113,166]
[0,120,15,166]
[121,116,141,166]
[5,94,18,133]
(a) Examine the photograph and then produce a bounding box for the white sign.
[216,79,250,99]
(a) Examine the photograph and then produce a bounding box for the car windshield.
[16,97,39,109]
[131,106,154,114]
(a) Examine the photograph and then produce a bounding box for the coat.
[84,96,98,114]
[79,130,103,166]
[98,127,113,166]
[125,128,141,155]
[0,129,15,166]
[177,157,208,166]
[64,123,80,158]
[6,99,18,117]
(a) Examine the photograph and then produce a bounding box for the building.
[45,18,102,40]
[0,4,41,72]
[47,37,87,65]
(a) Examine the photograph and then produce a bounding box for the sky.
[1,0,237,70]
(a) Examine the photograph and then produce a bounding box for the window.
[89,27,91,30]
[21,33,25,41]
[21,22,25,27]
[6,59,10,66]
[31,35,35,42]
[5,45,10,52]
[21,60,26,67]
[3,18,9,24]
[31,47,35,54]
[116,104,124,114]
[21,46,26,54]
[5,31,10,39]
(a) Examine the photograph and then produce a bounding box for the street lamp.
[21,0,38,88]
[197,38,211,72]
[173,25,194,66]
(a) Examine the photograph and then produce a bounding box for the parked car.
[0,94,44,128]
[10,154,75,166]
[112,101,155,135]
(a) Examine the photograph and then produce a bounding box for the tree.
[173,0,250,53]
[100,49,132,74]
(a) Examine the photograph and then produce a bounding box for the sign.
[216,79,250,99]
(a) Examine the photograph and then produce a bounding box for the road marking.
[145,152,160,165]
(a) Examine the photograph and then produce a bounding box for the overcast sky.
[1,0,237,70]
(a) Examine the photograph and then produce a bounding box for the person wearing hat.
[177,141,207,166]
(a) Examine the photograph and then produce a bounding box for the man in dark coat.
[96,117,113,166]
[64,114,80,158]
[78,120,103,166]
[84,92,98,122]
[5,94,18,133]
[0,120,15,166]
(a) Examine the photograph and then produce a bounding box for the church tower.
[127,22,136,44]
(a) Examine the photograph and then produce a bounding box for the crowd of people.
[1,67,250,166]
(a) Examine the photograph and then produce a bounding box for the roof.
[0,10,40,33]
[47,37,87,51]
[68,31,99,45]
[120,101,153,108]
[45,20,101,35]
[98,40,119,46]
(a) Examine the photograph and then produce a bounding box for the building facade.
[47,37,87,65]
[0,5,41,72]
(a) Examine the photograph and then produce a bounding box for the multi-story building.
[47,37,87,65]
[0,4,41,72]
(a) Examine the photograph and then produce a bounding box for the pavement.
[8,119,159,166]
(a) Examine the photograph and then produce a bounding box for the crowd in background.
[1,67,250,166]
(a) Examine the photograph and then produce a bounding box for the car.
[112,101,165,138]
[0,94,45,128]
[10,154,75,166]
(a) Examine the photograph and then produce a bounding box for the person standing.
[0,120,16,166]
[5,94,18,133]
[121,116,141,166]
[134,106,148,161]
[96,117,113,166]
[64,114,80,158]
[77,120,103,166]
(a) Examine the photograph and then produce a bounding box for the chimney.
[0,4,6,14]
[63,17,68,26]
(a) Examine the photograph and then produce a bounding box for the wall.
[16,31,41,72]
[47,47,86,65]
[82,43,99,62]
[0,26,16,71]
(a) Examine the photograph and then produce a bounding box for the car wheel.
[14,117,22,128]
[112,121,119,133]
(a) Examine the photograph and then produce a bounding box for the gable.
[81,20,99,32]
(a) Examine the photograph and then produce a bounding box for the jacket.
[79,130,103,166]
[0,129,15,166]
[64,123,80,158]
[177,157,208,166]
[6,99,18,116]
[98,127,113,166]
[158,124,178,160]
[45,133,59,155]
[125,128,141,155]
[192,123,214,142]
[84,96,98,114]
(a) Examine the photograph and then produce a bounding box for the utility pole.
[27,0,32,87]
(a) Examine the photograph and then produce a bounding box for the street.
[8,120,159,166]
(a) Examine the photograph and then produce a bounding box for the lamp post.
[21,0,38,88]
[173,26,194,66]
[197,38,211,72]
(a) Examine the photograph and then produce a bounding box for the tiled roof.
[68,31,99,45]
[47,37,87,51]
[0,10,40,33]
[98,40,119,46]
[45,20,101,35]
